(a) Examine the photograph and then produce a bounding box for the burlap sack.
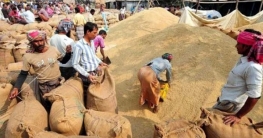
[7,24,25,32]
[7,62,23,71]
[0,22,10,32]
[87,68,118,113]
[95,21,103,25]
[0,47,15,67]
[24,23,39,31]
[44,77,83,102]
[94,15,103,21]
[153,119,206,138]
[200,108,263,138]
[20,83,37,101]
[34,131,100,138]
[12,44,28,62]
[5,99,48,138]
[84,110,132,138]
[0,83,17,138]
[43,78,85,136]
[0,71,20,84]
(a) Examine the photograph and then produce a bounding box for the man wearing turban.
[50,18,75,80]
[213,29,263,125]
[138,53,173,113]
[9,30,72,112]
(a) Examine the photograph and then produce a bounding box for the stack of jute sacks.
[0,66,132,137]
[153,108,263,138]
[94,13,119,29]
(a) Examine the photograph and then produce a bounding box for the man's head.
[84,22,98,40]
[90,9,95,15]
[37,4,42,10]
[11,6,17,12]
[75,7,80,13]
[57,18,74,36]
[162,53,173,62]
[99,30,107,39]
[27,30,46,52]
[26,4,31,11]
[236,29,261,55]
[17,4,22,10]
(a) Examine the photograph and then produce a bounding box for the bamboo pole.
[195,0,200,14]
[235,0,239,10]
[259,0,263,12]
[182,0,185,8]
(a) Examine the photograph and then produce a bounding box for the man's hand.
[99,62,108,67]
[88,74,96,83]
[223,115,241,126]
[9,88,19,100]
[66,45,72,53]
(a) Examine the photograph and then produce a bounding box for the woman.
[138,53,172,113]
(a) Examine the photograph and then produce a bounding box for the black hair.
[37,4,42,8]
[12,6,16,10]
[75,7,80,13]
[90,9,95,13]
[84,22,98,34]
[99,30,107,35]
[244,29,261,35]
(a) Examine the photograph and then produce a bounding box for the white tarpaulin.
[179,7,263,29]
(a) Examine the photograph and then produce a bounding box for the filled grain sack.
[94,15,103,21]
[0,46,15,67]
[84,109,132,138]
[7,24,25,32]
[0,22,10,32]
[0,71,20,84]
[5,99,48,138]
[34,131,100,138]
[12,44,28,62]
[43,78,85,136]
[200,108,263,138]
[87,68,118,113]
[7,62,23,71]
[153,119,206,138]
[20,83,37,100]
[24,23,39,31]
[0,83,17,138]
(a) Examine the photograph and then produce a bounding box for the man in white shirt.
[213,29,263,125]
[20,4,35,24]
[120,6,125,20]
[50,19,75,80]
[87,9,95,23]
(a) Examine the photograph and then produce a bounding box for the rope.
[15,63,53,101]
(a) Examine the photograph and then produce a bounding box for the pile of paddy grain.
[105,7,179,47]
[105,24,255,138]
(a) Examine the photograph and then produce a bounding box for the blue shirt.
[147,57,172,82]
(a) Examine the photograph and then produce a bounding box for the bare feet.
[153,106,159,113]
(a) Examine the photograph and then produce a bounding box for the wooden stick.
[260,0,263,12]
[235,0,239,10]
[195,0,200,14]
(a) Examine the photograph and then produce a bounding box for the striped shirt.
[72,38,102,77]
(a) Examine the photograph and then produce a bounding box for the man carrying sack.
[213,29,263,125]
[9,30,72,111]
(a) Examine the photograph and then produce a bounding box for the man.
[73,7,86,40]
[213,29,263,125]
[2,3,10,19]
[120,6,125,20]
[20,4,35,24]
[9,6,26,24]
[87,9,95,23]
[9,30,72,111]
[72,22,107,87]
[138,53,172,113]
[37,4,50,22]
[94,30,107,61]
[50,19,75,80]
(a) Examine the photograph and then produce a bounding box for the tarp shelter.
[179,7,263,30]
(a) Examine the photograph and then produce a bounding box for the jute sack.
[200,108,263,138]
[7,62,23,71]
[84,109,132,138]
[12,44,28,62]
[34,131,100,138]
[94,15,103,21]
[0,47,15,67]
[0,71,20,84]
[0,22,10,32]
[5,99,48,138]
[43,78,85,136]
[153,119,206,138]
[0,83,17,138]
[24,23,39,31]
[87,68,118,113]
[7,24,25,32]
[20,83,37,101]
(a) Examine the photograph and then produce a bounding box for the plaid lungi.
[76,26,84,40]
